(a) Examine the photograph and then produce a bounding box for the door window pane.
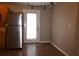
[27,13,37,40]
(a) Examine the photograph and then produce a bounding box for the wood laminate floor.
[0,43,65,56]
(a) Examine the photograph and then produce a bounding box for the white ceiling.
[19,2,51,6]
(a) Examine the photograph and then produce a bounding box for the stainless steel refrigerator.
[6,11,23,49]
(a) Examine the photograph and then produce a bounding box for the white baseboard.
[24,41,50,43]
[39,41,50,43]
[50,42,69,56]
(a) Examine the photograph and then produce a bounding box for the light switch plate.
[68,24,71,28]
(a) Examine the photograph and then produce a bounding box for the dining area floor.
[0,43,65,56]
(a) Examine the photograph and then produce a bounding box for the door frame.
[23,9,40,43]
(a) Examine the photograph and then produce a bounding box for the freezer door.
[7,12,22,26]
[6,26,22,49]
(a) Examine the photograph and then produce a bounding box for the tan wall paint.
[6,4,52,41]
[7,4,31,12]
[76,4,79,55]
[33,7,52,41]
[52,3,78,55]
